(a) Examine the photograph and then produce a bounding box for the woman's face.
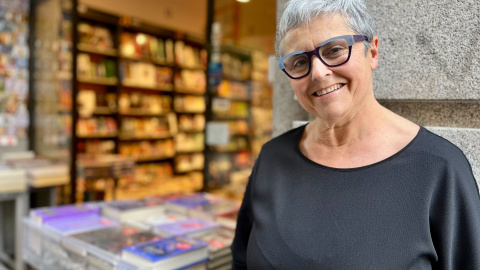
[282,14,379,125]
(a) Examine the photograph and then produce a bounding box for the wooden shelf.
[78,77,118,86]
[121,83,173,92]
[118,109,171,117]
[77,44,118,57]
[76,134,118,139]
[118,134,173,141]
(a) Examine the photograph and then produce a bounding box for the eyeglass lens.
[282,38,350,78]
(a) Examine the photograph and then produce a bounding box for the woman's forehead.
[282,14,352,53]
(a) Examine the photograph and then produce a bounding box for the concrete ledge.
[379,100,480,128]
[427,127,480,186]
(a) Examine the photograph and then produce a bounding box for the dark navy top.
[231,125,480,269]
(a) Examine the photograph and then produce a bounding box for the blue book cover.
[154,218,220,237]
[167,192,222,208]
[44,215,119,235]
[121,236,208,264]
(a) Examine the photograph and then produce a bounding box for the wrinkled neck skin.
[307,85,384,148]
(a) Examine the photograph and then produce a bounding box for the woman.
[231,0,480,269]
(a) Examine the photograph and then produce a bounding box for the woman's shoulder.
[414,127,471,167]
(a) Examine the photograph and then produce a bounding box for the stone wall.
[273,0,480,183]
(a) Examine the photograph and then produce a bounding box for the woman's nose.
[310,57,332,81]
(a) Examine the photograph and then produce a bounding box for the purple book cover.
[44,215,119,235]
[30,203,101,225]
[154,218,220,236]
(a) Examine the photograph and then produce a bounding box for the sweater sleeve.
[429,158,480,269]
[231,163,256,270]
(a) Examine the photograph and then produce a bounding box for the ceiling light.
[236,0,250,3]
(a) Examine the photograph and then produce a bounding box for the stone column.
[274,0,480,183]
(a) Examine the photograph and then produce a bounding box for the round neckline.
[295,124,424,172]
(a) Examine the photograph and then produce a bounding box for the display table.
[0,192,28,270]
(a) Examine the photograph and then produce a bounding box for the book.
[189,228,235,261]
[121,236,208,270]
[44,215,118,235]
[71,224,164,258]
[29,174,70,188]
[0,166,27,192]
[207,253,232,269]
[153,218,220,237]
[0,150,35,161]
[101,199,165,222]
[30,203,101,225]
[165,193,222,215]
[188,200,240,221]
[216,211,238,230]
[190,228,234,257]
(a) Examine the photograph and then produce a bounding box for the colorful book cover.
[165,192,222,214]
[144,213,189,226]
[190,200,240,219]
[44,215,118,235]
[190,228,235,256]
[121,236,208,267]
[102,198,165,221]
[30,203,101,225]
[154,218,220,237]
[72,225,164,256]
[216,211,238,230]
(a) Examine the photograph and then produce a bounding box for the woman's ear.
[369,36,379,70]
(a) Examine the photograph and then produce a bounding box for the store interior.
[0,0,276,269]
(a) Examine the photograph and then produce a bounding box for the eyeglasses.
[277,35,368,79]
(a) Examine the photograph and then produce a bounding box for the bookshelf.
[204,46,254,190]
[72,6,207,202]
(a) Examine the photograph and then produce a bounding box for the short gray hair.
[276,0,376,59]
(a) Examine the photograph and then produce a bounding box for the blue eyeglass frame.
[277,35,369,79]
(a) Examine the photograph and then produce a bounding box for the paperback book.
[189,228,235,260]
[165,192,223,215]
[189,200,240,221]
[121,236,208,270]
[102,198,165,222]
[71,224,164,257]
[216,211,238,230]
[30,203,101,225]
[44,215,118,235]
[153,218,220,237]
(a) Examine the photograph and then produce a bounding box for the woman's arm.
[231,165,256,270]
[430,159,480,269]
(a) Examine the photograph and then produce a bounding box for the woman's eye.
[293,59,308,68]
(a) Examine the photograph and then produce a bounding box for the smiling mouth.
[312,83,344,97]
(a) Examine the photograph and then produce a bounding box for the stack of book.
[25,192,240,270]
[30,203,101,225]
[0,164,27,193]
[101,198,166,222]
[164,192,223,215]
[153,217,220,237]
[7,157,69,188]
[121,236,209,270]
[189,228,235,270]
